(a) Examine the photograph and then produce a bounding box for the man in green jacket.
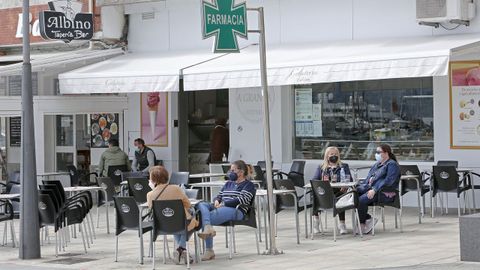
[98,139,131,177]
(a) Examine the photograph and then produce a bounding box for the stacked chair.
[39,180,95,256]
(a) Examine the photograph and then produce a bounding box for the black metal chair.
[128,177,151,204]
[372,185,402,235]
[310,180,362,241]
[252,165,266,188]
[273,178,311,244]
[257,161,273,171]
[107,165,129,186]
[170,172,190,186]
[216,200,260,259]
[113,196,153,264]
[432,165,470,217]
[38,193,61,256]
[97,177,116,229]
[275,160,306,188]
[399,165,430,222]
[67,165,98,186]
[152,200,196,269]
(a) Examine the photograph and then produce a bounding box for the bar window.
[293,77,434,161]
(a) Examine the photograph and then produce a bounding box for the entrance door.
[54,115,76,171]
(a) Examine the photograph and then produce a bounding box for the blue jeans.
[174,232,193,249]
[197,202,244,249]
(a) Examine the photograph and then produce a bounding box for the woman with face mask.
[356,144,400,235]
[196,160,256,261]
[312,146,353,234]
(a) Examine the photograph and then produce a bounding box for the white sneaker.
[362,218,378,234]
[313,217,321,234]
[338,222,347,235]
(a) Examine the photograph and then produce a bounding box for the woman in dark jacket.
[356,144,400,235]
[312,146,352,235]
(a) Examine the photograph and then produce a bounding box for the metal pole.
[257,7,280,255]
[20,0,41,259]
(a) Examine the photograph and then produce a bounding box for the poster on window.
[141,92,168,146]
[91,113,119,148]
[450,61,480,149]
[295,88,314,137]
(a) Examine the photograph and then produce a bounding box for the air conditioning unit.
[416,0,475,24]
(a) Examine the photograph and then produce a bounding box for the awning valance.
[59,34,480,94]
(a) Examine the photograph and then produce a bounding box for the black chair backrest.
[113,196,140,236]
[257,161,273,170]
[252,165,264,181]
[66,165,79,186]
[152,200,186,241]
[39,184,63,209]
[108,165,129,186]
[273,179,297,208]
[38,189,60,214]
[97,177,115,202]
[121,171,148,183]
[437,160,458,168]
[399,165,422,190]
[310,180,335,210]
[169,172,190,186]
[290,160,306,174]
[38,193,58,229]
[42,180,66,204]
[432,166,459,193]
[127,177,151,204]
[288,172,305,188]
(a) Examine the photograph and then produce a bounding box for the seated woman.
[196,160,256,261]
[146,166,198,265]
[312,146,352,235]
[356,144,400,234]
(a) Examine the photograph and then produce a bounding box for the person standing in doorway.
[132,138,156,172]
[208,118,229,164]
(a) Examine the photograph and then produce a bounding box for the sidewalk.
[0,207,478,270]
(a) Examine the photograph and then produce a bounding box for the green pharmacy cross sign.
[202,0,248,53]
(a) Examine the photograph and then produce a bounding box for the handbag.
[335,190,355,209]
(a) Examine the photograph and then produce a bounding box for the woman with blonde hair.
[312,146,353,234]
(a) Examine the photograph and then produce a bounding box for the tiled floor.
[0,206,479,270]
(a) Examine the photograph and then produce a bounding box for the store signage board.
[202,0,248,53]
[39,0,94,42]
[449,61,480,149]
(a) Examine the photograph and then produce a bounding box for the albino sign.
[202,0,248,53]
[39,0,93,42]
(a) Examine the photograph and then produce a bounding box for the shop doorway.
[44,113,110,173]
[187,89,229,173]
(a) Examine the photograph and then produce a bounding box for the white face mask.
[375,153,382,162]
[148,180,155,190]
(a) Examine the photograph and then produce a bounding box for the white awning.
[59,34,480,94]
[0,48,124,77]
[59,49,216,94]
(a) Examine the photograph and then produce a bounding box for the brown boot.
[201,249,215,261]
[198,224,216,240]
